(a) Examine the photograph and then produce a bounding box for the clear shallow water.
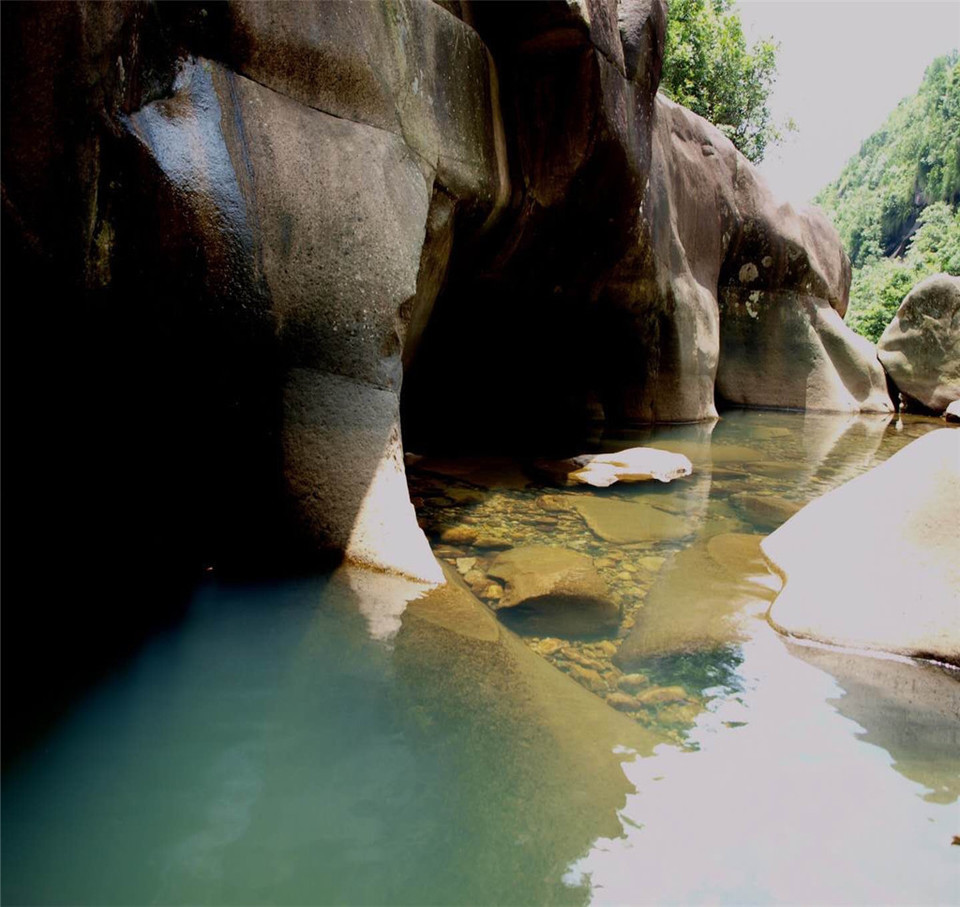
[3,411,959,905]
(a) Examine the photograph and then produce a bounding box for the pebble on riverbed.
[407,463,706,734]
[560,662,609,693]
[617,673,649,692]
[634,685,689,705]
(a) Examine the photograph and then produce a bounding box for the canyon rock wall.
[2,0,891,598]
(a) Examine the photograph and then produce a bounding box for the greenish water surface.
[3,411,958,905]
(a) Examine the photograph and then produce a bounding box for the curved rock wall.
[644,97,890,415]
[2,0,891,593]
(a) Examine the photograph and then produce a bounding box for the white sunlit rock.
[762,428,960,664]
[566,447,693,487]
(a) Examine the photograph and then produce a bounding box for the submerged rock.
[562,663,609,693]
[605,691,642,712]
[563,447,694,488]
[763,429,960,664]
[487,545,619,635]
[616,532,779,666]
[878,274,960,413]
[571,497,693,544]
[647,440,763,467]
[729,492,802,528]
[634,686,689,706]
[617,673,649,692]
[440,526,479,545]
[473,534,513,550]
[396,562,663,815]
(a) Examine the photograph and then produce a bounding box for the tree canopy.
[659,0,783,163]
[816,53,960,341]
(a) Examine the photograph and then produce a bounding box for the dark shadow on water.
[3,567,652,906]
[495,601,620,641]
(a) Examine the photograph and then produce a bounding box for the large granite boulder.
[403,27,890,448]
[655,97,892,414]
[2,0,901,673]
[116,3,510,582]
[877,273,960,413]
[762,429,960,665]
[598,94,893,420]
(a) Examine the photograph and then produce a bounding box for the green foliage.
[845,203,960,342]
[816,53,960,341]
[660,0,783,163]
[816,53,960,270]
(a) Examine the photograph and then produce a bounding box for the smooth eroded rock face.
[2,0,896,603]
[116,1,509,580]
[878,274,960,413]
[648,95,891,415]
[762,429,960,664]
[283,369,443,583]
[486,545,619,634]
[719,288,893,413]
[625,97,892,419]
[171,0,509,219]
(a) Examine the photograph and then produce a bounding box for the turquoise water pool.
[3,411,957,905]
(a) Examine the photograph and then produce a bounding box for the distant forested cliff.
[816,52,960,341]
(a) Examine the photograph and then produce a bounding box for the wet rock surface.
[615,532,780,667]
[408,412,949,742]
[570,497,694,544]
[729,492,803,527]
[486,545,619,636]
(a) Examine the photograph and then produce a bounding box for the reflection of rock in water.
[597,413,719,450]
[800,412,892,491]
[615,532,780,667]
[389,567,664,902]
[789,642,960,805]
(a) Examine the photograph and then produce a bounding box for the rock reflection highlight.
[567,630,959,906]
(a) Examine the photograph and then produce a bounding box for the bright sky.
[735,0,960,205]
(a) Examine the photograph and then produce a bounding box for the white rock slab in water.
[945,399,960,423]
[762,428,960,664]
[566,447,693,487]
